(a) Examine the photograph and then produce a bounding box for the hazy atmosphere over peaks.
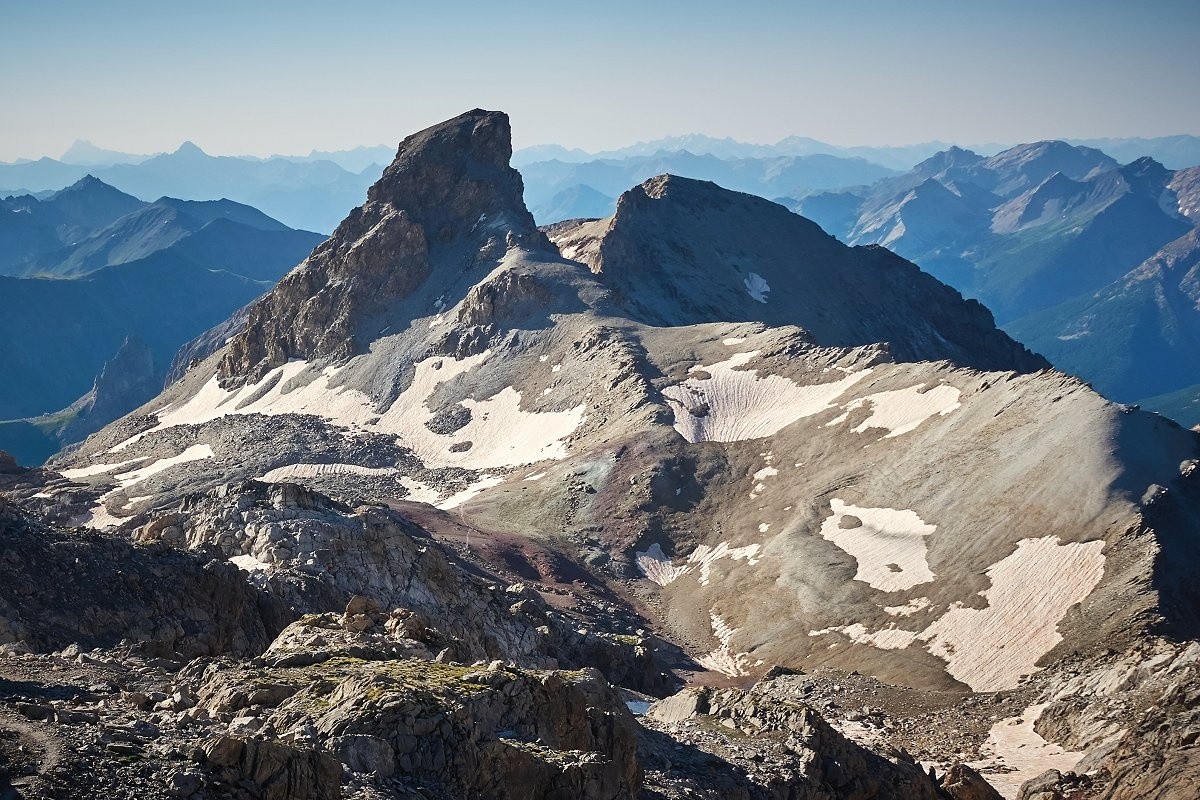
[2,0,1199,161]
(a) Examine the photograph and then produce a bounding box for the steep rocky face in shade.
[0,496,288,658]
[58,335,160,444]
[555,174,1047,372]
[218,109,548,383]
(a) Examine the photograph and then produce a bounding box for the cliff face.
[218,110,548,383]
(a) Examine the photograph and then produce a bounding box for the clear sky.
[2,0,1198,161]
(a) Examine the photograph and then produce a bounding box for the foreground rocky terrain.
[3,110,1198,798]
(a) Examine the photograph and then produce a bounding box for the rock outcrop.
[0,497,286,658]
[196,654,642,800]
[640,681,941,798]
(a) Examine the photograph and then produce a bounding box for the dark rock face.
[57,335,161,448]
[941,763,1003,800]
[640,682,942,799]
[1024,643,1200,800]
[556,174,1047,372]
[0,498,287,658]
[201,735,342,800]
[218,109,548,383]
[139,481,675,694]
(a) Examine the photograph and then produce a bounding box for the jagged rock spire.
[218,109,543,382]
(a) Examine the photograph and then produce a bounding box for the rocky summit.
[3,110,1199,800]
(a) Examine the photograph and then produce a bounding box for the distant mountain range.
[5,132,1200,431]
[0,143,379,233]
[0,176,323,463]
[521,152,898,224]
[790,141,1200,426]
[512,133,1200,171]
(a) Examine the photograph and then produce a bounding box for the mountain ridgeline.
[0,176,324,464]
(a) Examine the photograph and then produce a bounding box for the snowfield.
[108,352,586,471]
[663,351,871,443]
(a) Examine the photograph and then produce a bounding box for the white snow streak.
[109,353,585,471]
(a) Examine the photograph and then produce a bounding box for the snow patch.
[74,503,124,530]
[663,351,870,443]
[635,540,762,587]
[918,536,1106,691]
[60,457,148,480]
[698,613,757,676]
[635,543,691,587]
[687,541,762,586]
[230,554,271,573]
[400,474,504,510]
[743,273,770,303]
[109,353,586,471]
[259,463,399,482]
[969,703,1084,798]
[809,623,918,651]
[819,499,936,592]
[113,444,214,488]
[825,383,961,438]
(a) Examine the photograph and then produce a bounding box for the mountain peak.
[912,145,983,176]
[61,174,107,191]
[173,140,207,157]
[366,109,536,236]
[217,109,543,382]
[554,172,1046,372]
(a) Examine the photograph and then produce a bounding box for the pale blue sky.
[2,0,1197,161]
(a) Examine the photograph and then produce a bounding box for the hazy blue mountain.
[88,142,375,233]
[59,139,153,167]
[1006,229,1200,417]
[510,143,591,166]
[1069,135,1200,169]
[520,151,897,213]
[0,203,323,433]
[0,176,147,275]
[27,196,296,278]
[0,143,377,233]
[278,144,395,173]
[515,135,1011,171]
[794,143,1191,323]
[786,141,1200,429]
[2,176,308,279]
[530,184,615,223]
[0,158,92,191]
